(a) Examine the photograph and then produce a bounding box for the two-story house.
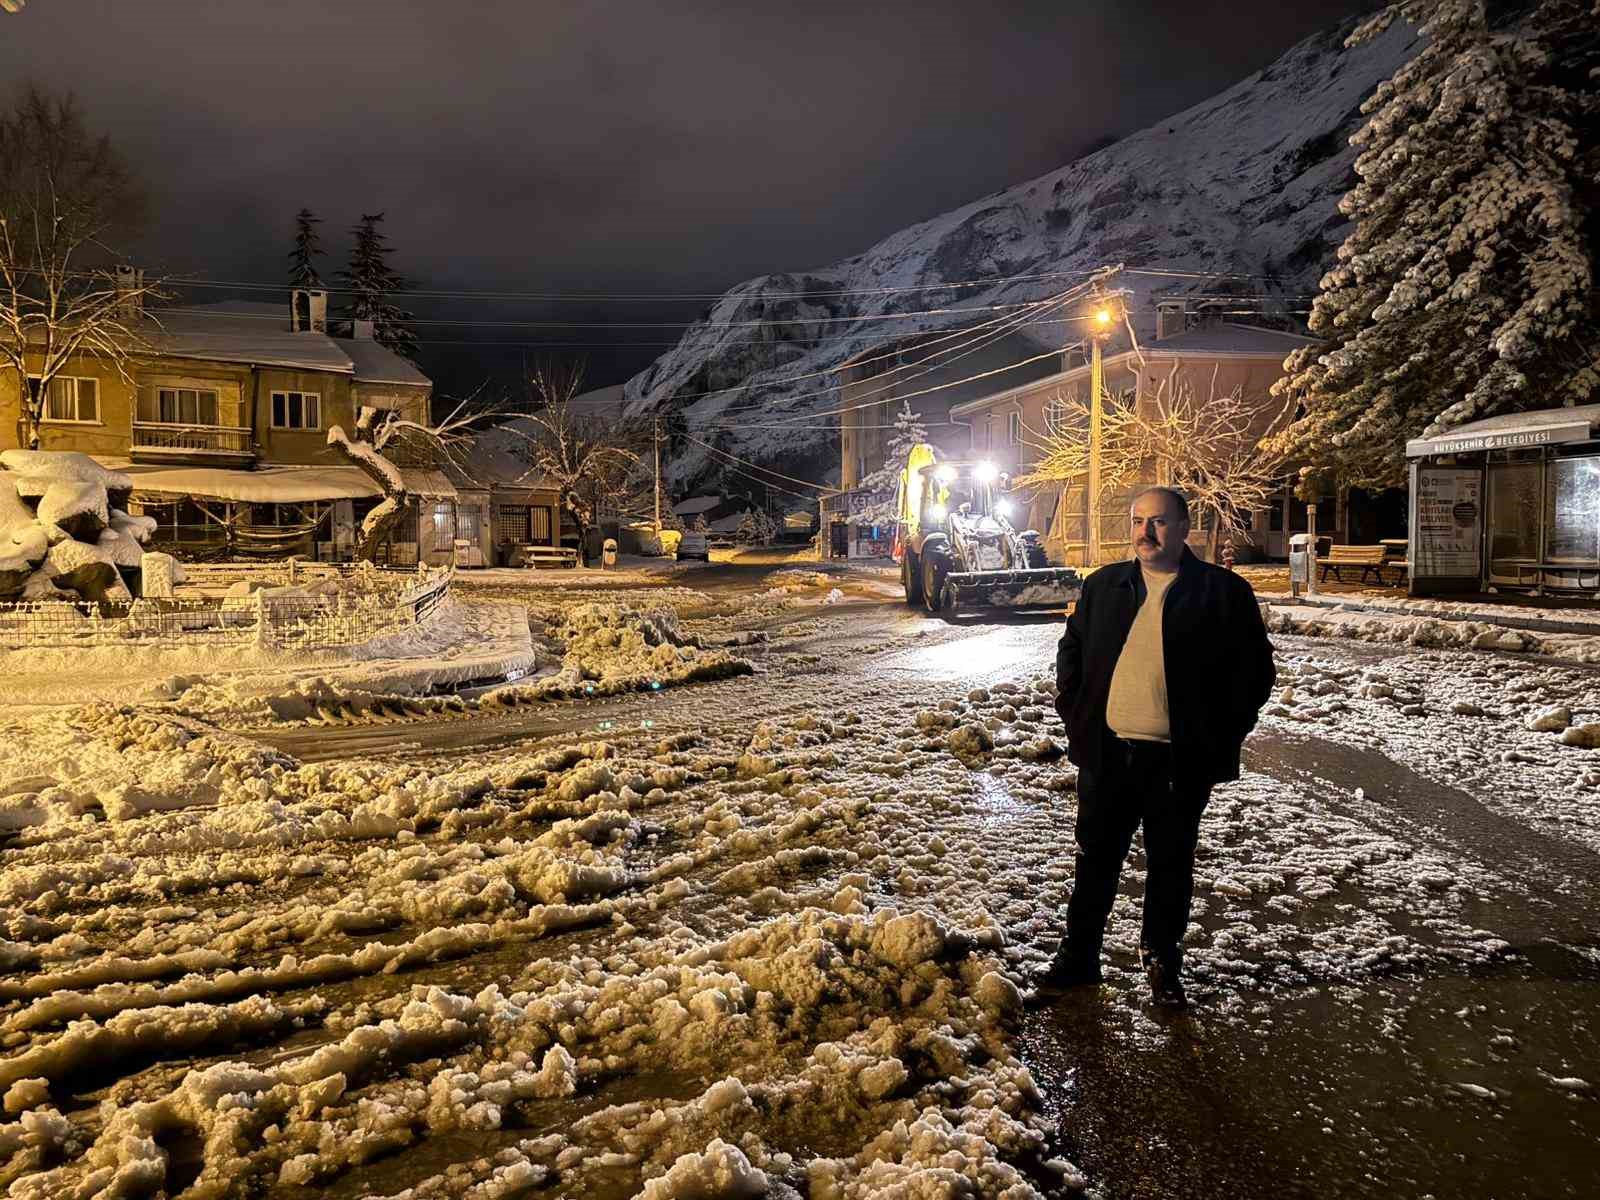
[0,290,561,565]
[946,303,1326,565]
[825,326,1066,558]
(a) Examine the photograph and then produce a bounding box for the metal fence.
[0,562,454,651]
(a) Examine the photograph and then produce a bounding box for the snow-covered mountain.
[623,18,1420,490]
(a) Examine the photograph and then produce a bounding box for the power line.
[702,276,1100,420]
[158,297,1057,331]
[682,433,836,493]
[153,265,1109,303]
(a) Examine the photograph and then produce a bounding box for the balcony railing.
[131,421,256,459]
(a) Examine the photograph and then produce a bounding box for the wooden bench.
[1319,544,1394,584]
[517,545,579,569]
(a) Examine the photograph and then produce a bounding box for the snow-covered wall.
[625,18,1419,489]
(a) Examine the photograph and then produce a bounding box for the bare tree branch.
[0,84,157,448]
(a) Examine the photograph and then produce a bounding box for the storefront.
[1405,404,1600,596]
[819,487,893,560]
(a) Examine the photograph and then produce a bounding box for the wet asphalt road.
[246,568,1600,1200]
[1024,731,1600,1200]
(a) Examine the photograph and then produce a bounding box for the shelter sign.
[1415,467,1482,578]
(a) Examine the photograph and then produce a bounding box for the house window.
[1045,396,1068,432]
[1008,411,1022,445]
[37,376,99,423]
[271,390,321,430]
[154,387,219,425]
[983,417,993,451]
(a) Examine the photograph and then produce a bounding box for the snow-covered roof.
[1140,323,1321,356]
[1406,404,1600,458]
[457,417,561,491]
[570,383,626,419]
[705,510,750,534]
[123,465,383,503]
[143,303,431,387]
[673,495,724,515]
[337,336,431,387]
[121,463,460,503]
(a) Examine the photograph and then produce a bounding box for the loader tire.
[1021,535,1049,570]
[940,580,961,618]
[902,550,923,606]
[922,553,949,615]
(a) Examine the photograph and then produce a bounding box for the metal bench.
[517,544,579,569]
[1320,544,1392,584]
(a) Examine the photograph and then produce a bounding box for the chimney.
[1155,300,1186,341]
[115,264,144,319]
[291,288,327,333]
[351,318,375,340]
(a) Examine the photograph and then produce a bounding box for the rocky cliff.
[623,18,1420,490]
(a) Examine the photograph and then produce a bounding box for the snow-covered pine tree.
[336,211,420,362]
[287,208,324,289]
[734,507,778,545]
[854,400,928,525]
[1267,0,1600,492]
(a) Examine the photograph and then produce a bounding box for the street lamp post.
[1086,299,1115,566]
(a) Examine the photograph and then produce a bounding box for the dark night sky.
[0,0,1375,394]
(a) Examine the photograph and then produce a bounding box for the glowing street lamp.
[1085,293,1119,566]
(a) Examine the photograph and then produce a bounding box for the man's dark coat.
[1055,547,1276,787]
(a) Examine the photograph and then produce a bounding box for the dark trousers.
[1064,735,1211,968]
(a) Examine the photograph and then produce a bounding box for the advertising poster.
[1415,467,1483,577]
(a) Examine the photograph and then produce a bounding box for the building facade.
[828,327,1065,559]
[1,293,561,565]
[947,314,1322,565]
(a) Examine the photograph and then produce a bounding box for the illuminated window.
[271,390,321,430]
[36,376,99,423]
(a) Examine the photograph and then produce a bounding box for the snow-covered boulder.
[44,537,129,603]
[1528,705,1572,733]
[19,568,71,600]
[0,475,48,596]
[109,509,158,544]
[139,552,182,598]
[0,449,132,509]
[36,480,110,543]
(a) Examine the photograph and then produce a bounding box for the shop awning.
[125,464,458,503]
[1406,405,1600,458]
[125,465,383,503]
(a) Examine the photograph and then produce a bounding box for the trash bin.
[602,537,618,570]
[1289,533,1313,598]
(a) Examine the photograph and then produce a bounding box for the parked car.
[676,530,710,562]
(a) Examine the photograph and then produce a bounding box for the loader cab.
[922,462,996,528]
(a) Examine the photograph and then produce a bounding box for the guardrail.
[0,562,454,651]
[131,421,256,458]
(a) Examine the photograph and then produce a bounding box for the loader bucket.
[944,567,1082,611]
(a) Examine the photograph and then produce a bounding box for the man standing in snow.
[1043,487,1274,1007]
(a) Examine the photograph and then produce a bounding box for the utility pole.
[653,416,662,534]
[1086,296,1114,566]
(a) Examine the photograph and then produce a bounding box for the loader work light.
[994,499,1012,518]
[975,461,998,482]
[931,503,948,521]
[935,465,957,484]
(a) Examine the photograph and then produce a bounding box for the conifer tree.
[855,400,928,525]
[287,208,324,289]
[1267,0,1600,491]
[336,211,419,362]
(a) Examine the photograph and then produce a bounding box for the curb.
[1256,593,1600,639]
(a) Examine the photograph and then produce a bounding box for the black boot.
[1143,948,1187,1009]
[1033,941,1103,998]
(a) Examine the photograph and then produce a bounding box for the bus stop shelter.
[1405,404,1600,597]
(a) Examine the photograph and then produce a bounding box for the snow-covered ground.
[1,570,1596,1198]
[0,596,540,717]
